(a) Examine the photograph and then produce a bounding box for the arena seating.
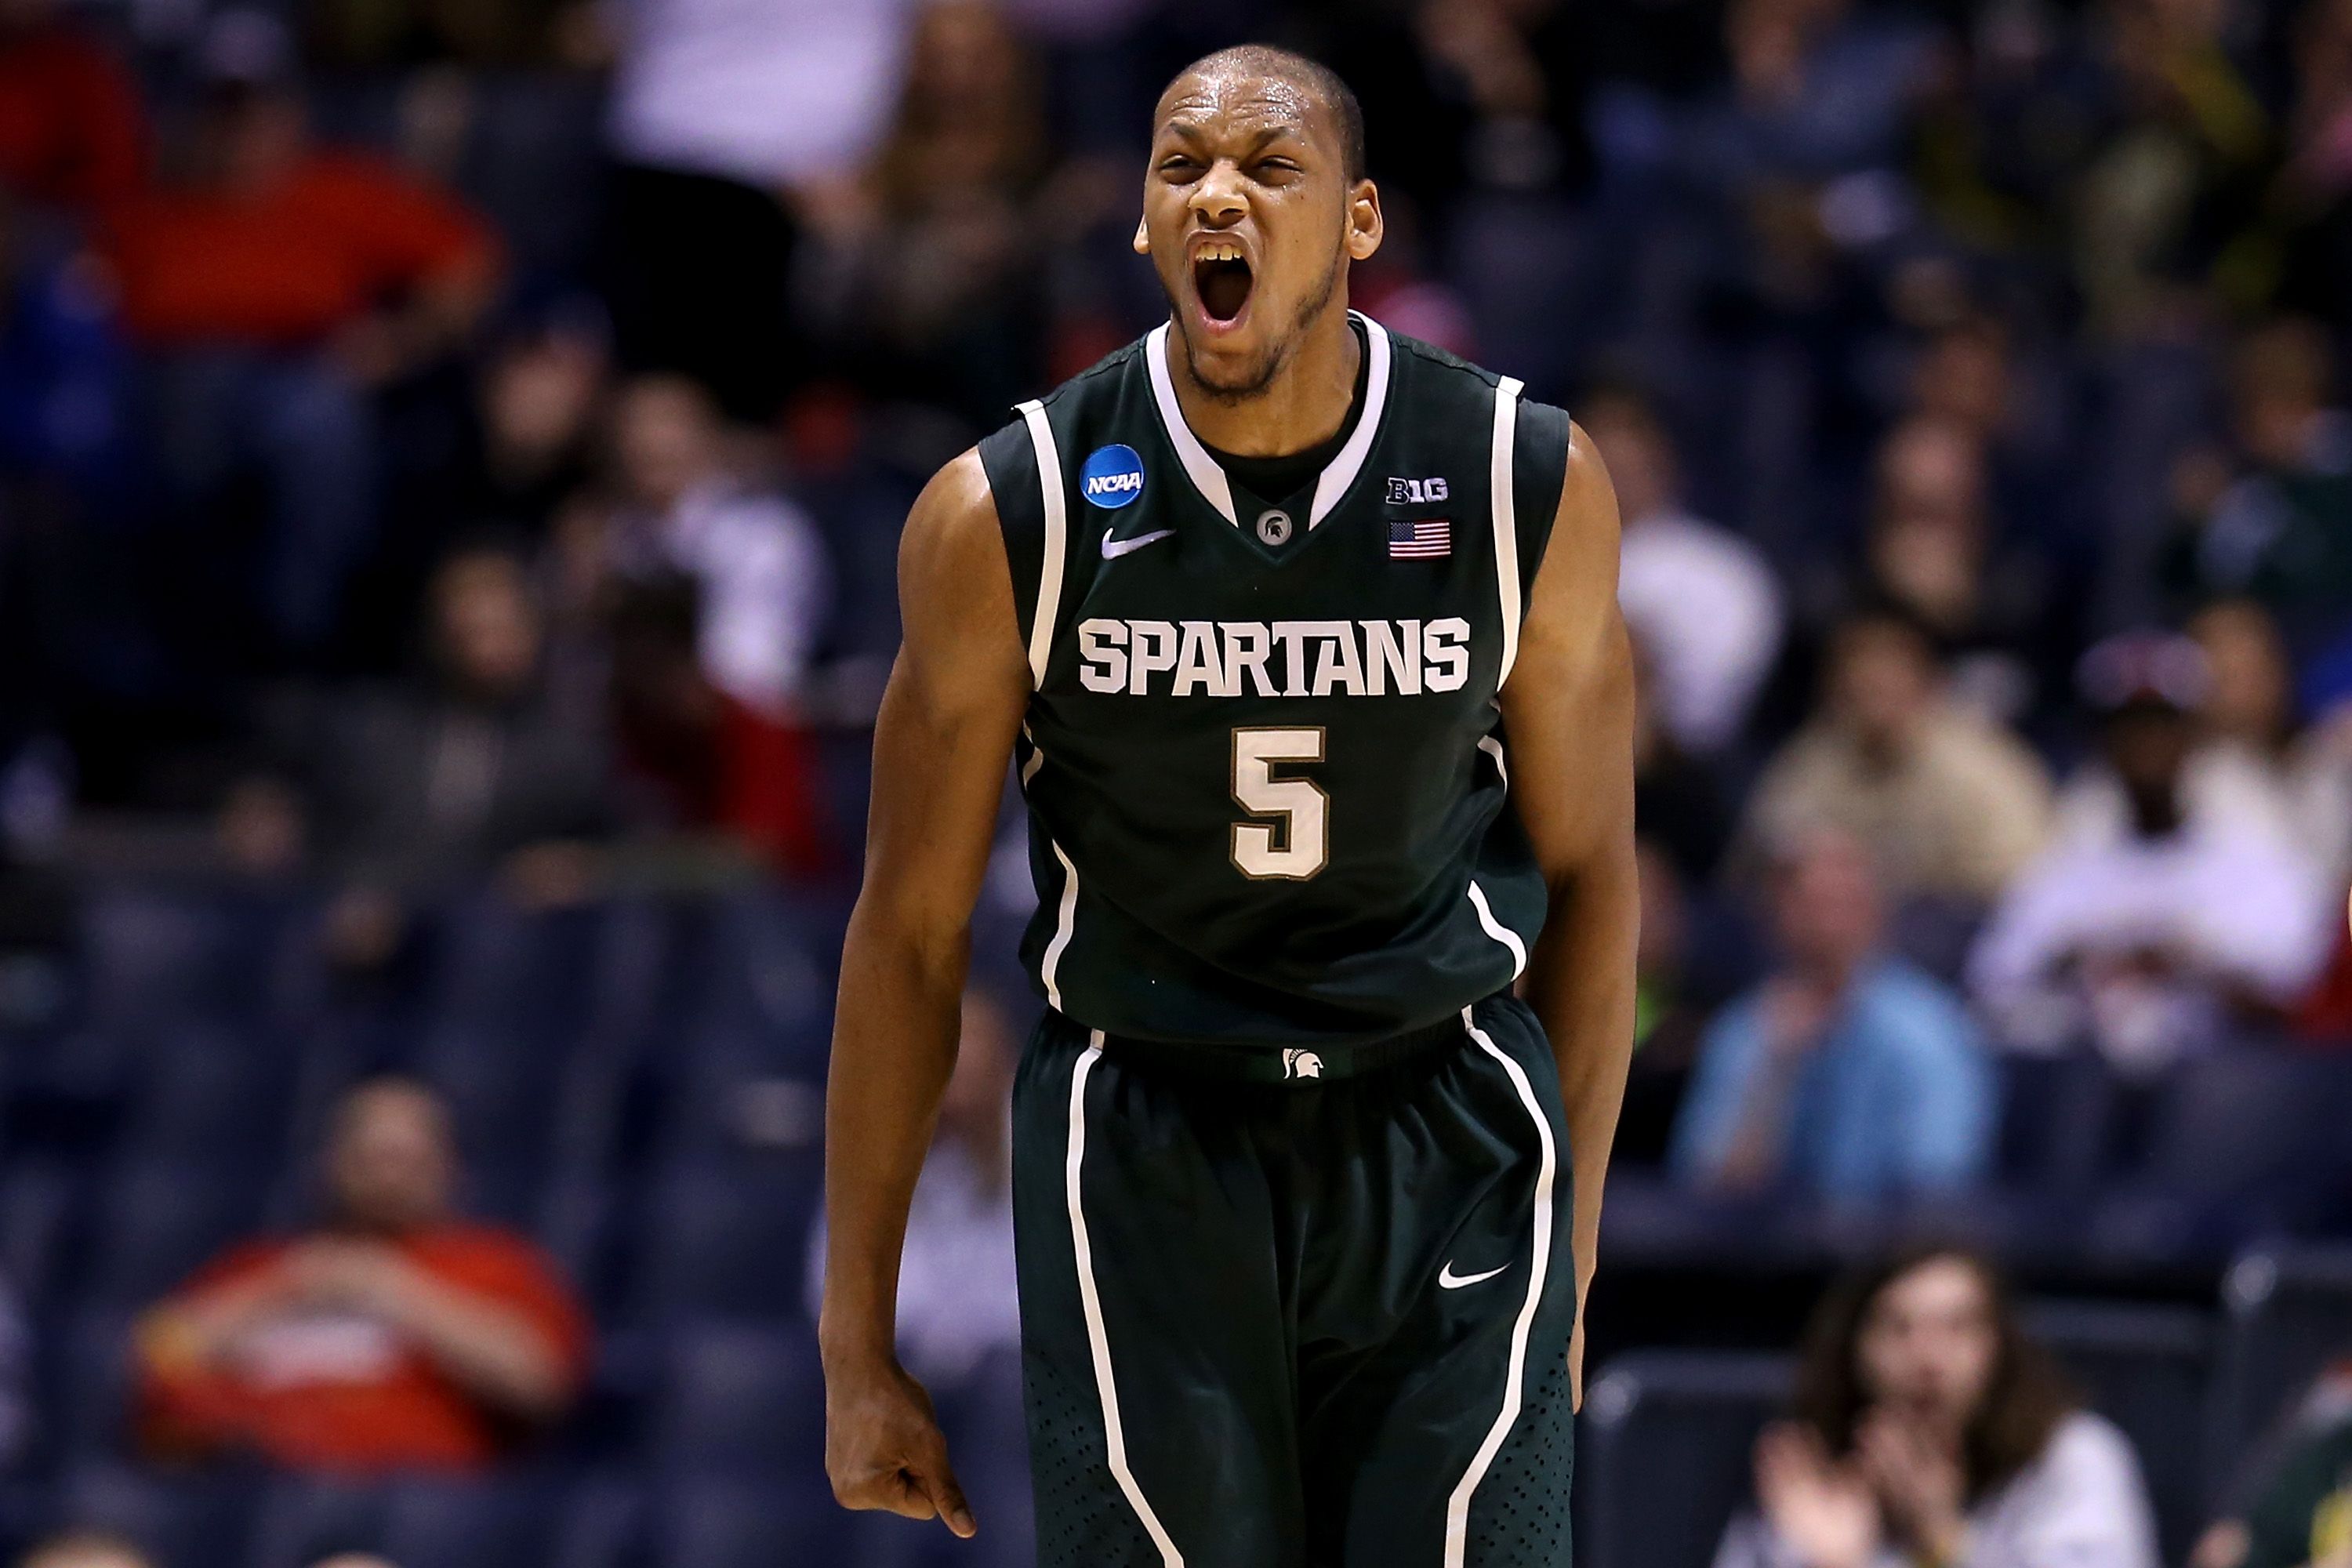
[5,884,2350,1565]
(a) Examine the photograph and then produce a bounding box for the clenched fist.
[824,1354,978,1539]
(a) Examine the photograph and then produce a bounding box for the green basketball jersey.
[977,311,1573,1048]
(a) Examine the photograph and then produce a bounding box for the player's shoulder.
[1382,325,1574,437]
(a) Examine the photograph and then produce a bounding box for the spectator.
[2070,0,2275,336]
[1711,0,1937,183]
[1671,825,1996,1203]
[1632,630,1736,887]
[2189,598,2352,887]
[15,1533,151,1568]
[363,317,611,666]
[2192,1359,2352,1568]
[132,1077,590,1472]
[1970,632,2334,1071]
[0,191,127,488]
[296,542,615,966]
[821,0,1120,425]
[604,0,913,417]
[1713,1247,2160,1568]
[1741,608,2053,906]
[601,373,831,872]
[1857,416,2067,726]
[1592,385,1786,755]
[2161,319,2352,654]
[98,9,499,652]
[2269,0,2352,337]
[0,0,145,214]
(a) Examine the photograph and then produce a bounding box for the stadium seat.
[549,1472,646,1568]
[53,1462,262,1568]
[1994,1051,2119,1196]
[2088,1050,2352,1261]
[651,1475,851,1568]
[81,1161,271,1312]
[241,1477,387,1568]
[649,1033,828,1173]
[2207,1247,2352,1499]
[118,1022,298,1174]
[376,1476,564,1568]
[652,891,846,1050]
[631,1164,822,1326]
[49,1310,140,1466]
[650,1322,827,1479]
[2025,1298,2212,1563]
[1574,1351,1791,1568]
[80,890,307,1033]
[0,1156,82,1313]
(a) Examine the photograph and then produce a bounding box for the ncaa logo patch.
[1080,444,1145,509]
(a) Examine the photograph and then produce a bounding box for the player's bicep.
[1497,421,1635,882]
[858,452,1029,937]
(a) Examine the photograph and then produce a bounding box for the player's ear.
[1345,179,1384,263]
[1132,215,1150,256]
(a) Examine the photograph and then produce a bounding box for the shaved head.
[1159,45,1366,183]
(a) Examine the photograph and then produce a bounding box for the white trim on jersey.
[1308,315,1392,528]
[1040,839,1082,1011]
[1068,1036,1187,1566]
[1465,878,1527,981]
[1444,1005,1558,1568]
[1476,733,1508,792]
[1018,398,1068,690]
[1488,376,1524,688]
[1145,312,1395,529]
[1144,325,1238,525]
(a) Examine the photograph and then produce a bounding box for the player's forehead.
[1152,65,1332,157]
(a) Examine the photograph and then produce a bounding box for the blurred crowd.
[0,0,2349,1560]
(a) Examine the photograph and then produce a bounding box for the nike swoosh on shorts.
[1438,1261,1511,1289]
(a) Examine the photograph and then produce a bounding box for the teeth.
[1197,241,1244,264]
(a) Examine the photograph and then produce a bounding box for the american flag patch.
[1388,517,1451,559]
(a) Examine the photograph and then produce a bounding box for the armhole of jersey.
[1488,376,1525,688]
[1511,396,1573,597]
[1017,398,1068,690]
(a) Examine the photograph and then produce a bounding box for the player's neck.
[1167,304,1362,459]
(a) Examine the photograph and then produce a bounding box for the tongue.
[1198,260,1251,323]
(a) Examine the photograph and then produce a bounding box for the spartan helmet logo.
[1283,1049,1324,1080]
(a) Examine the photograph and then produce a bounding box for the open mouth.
[1192,241,1254,326]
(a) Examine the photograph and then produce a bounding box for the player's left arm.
[1497,418,1638,1411]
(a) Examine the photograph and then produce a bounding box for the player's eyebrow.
[1156,117,1308,158]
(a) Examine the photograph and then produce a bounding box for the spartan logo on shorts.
[1283,1048,1323,1080]
[1081,444,1145,509]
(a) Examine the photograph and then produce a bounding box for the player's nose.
[1189,160,1248,225]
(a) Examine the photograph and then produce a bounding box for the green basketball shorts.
[1010,992,1577,1568]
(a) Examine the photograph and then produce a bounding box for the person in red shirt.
[0,0,146,213]
[132,1077,589,1473]
[96,10,500,653]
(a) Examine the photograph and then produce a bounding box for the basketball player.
[821,44,1637,1567]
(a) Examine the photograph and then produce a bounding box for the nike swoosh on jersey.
[1101,527,1176,560]
[1437,1260,1510,1289]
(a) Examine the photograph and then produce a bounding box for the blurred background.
[0,0,2348,1563]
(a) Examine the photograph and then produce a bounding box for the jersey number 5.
[1231,728,1328,880]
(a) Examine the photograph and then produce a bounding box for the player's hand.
[824,1356,977,1537]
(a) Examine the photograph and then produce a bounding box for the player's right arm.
[819,448,1029,1537]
